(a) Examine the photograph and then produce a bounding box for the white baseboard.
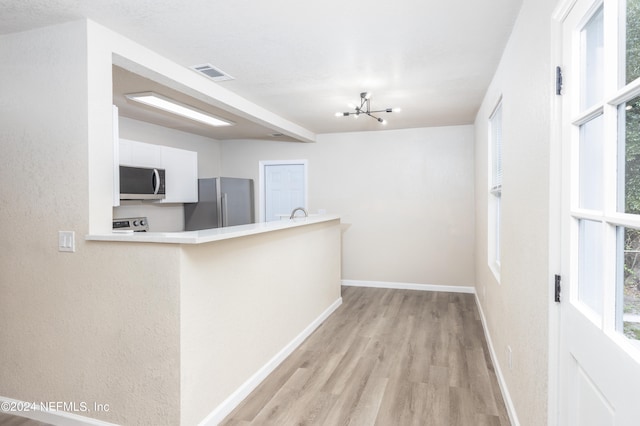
[474,294,521,426]
[198,296,343,426]
[1,297,343,426]
[3,291,516,426]
[342,279,475,294]
[0,396,118,426]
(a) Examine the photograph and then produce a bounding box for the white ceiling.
[0,0,523,138]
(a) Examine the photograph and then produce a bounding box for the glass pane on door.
[617,226,640,341]
[625,0,640,84]
[581,5,604,110]
[618,95,640,214]
[578,219,604,316]
[579,114,604,210]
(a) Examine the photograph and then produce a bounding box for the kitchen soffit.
[112,66,301,142]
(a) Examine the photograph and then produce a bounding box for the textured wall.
[0,21,182,425]
[179,220,342,425]
[474,0,555,424]
[221,125,476,288]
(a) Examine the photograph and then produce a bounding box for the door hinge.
[554,274,562,303]
[556,66,563,96]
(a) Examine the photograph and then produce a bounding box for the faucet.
[289,207,308,219]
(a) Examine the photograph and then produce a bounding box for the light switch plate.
[58,231,75,252]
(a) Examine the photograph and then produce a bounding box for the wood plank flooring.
[0,412,52,426]
[221,286,510,426]
[0,287,509,426]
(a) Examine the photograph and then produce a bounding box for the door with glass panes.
[558,0,640,424]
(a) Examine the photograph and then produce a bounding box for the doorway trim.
[549,1,577,424]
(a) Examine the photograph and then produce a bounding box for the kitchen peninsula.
[2,17,338,426]
[86,215,342,425]
[87,214,340,244]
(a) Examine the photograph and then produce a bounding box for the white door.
[261,161,307,222]
[558,0,640,424]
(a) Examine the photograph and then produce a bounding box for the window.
[489,100,503,277]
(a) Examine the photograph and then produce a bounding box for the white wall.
[221,125,475,287]
[474,0,556,424]
[180,220,342,425]
[0,22,183,425]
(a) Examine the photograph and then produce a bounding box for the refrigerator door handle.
[221,193,229,227]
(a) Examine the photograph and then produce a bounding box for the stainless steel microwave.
[119,166,166,200]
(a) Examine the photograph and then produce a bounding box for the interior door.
[263,162,307,222]
[558,0,640,424]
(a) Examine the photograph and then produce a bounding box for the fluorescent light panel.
[125,92,234,127]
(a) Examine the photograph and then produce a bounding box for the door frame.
[549,1,578,424]
[258,159,308,222]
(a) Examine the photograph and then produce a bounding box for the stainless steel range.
[112,217,149,232]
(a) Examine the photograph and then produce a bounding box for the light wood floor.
[0,412,51,426]
[0,287,509,426]
[221,286,510,426]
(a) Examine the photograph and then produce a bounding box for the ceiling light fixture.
[125,92,234,127]
[335,92,400,124]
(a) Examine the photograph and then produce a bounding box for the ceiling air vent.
[191,63,234,82]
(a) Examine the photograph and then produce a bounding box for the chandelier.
[335,92,400,124]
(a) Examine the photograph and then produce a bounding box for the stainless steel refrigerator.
[184,178,255,230]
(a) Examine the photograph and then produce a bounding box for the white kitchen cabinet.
[117,138,198,203]
[160,145,198,203]
[113,106,120,207]
[119,138,162,168]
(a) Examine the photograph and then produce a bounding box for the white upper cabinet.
[159,145,198,203]
[113,105,120,207]
[120,139,162,168]
[118,138,198,203]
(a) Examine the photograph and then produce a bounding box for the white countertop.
[86,214,340,244]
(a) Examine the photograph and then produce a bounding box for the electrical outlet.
[507,345,513,370]
[58,231,75,253]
